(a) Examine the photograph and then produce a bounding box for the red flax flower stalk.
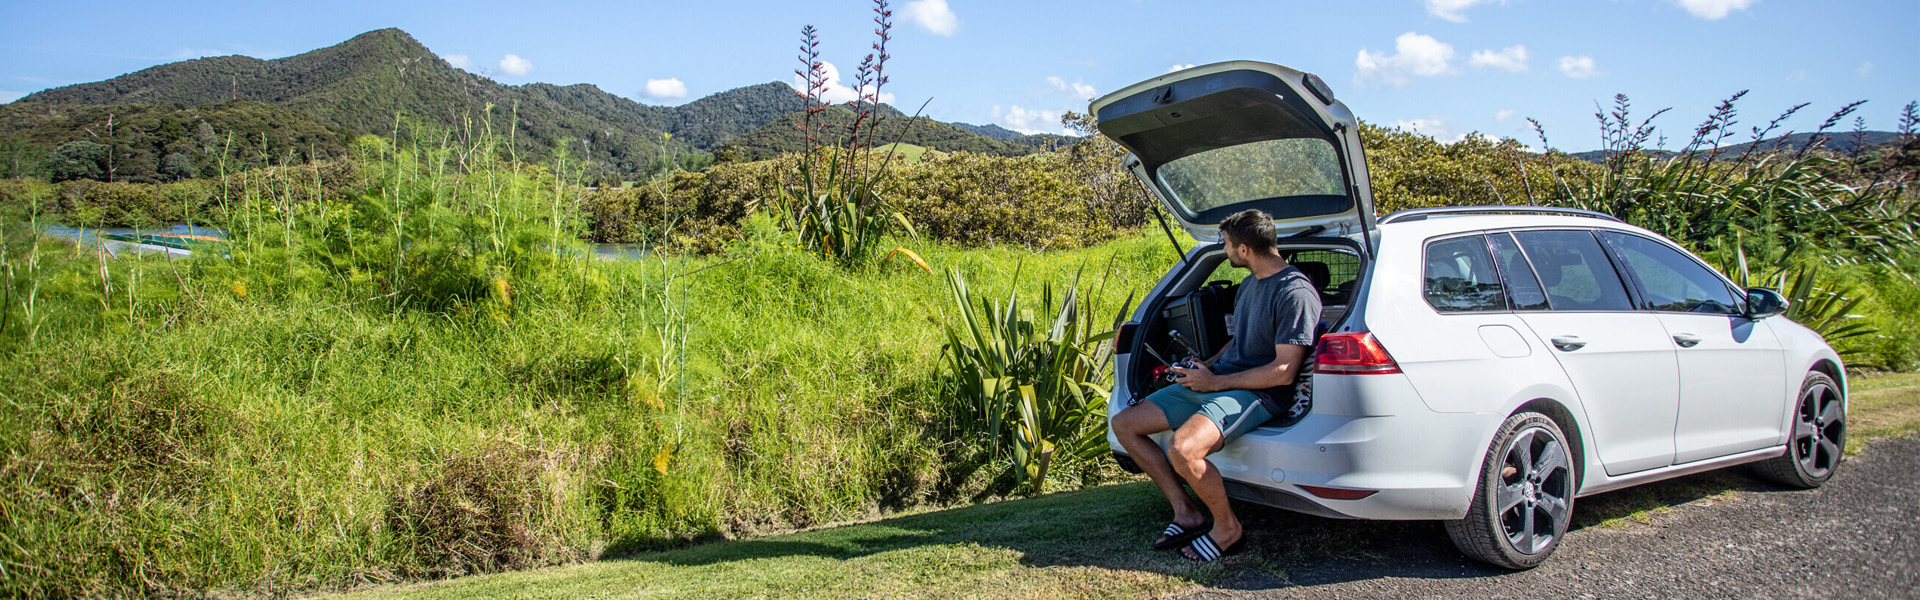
[862,0,894,170]
[841,0,893,184]
[794,25,828,161]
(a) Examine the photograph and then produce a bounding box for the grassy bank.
[0,221,1178,597]
[323,372,1920,600]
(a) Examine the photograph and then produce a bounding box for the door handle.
[1673,333,1702,348]
[1550,336,1587,351]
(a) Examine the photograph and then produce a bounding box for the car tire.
[1444,411,1576,570]
[1752,371,1845,489]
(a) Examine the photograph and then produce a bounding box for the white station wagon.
[1094,61,1848,568]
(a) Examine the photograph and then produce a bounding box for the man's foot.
[1179,524,1243,561]
[1155,512,1210,549]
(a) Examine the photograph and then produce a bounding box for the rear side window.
[1511,230,1635,311]
[1599,232,1742,314]
[1424,235,1507,312]
[1488,233,1550,310]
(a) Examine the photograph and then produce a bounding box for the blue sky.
[2,0,1915,151]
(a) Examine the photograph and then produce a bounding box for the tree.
[0,135,42,179]
[160,152,199,181]
[47,141,110,182]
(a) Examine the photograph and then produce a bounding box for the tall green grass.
[0,152,1175,597]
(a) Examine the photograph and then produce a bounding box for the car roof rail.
[1377,206,1626,225]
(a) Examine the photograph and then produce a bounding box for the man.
[1110,208,1321,562]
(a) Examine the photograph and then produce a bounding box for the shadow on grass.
[604,462,1812,592]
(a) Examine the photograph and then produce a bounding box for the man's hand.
[1171,362,1227,393]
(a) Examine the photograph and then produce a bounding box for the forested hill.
[950,122,1075,148]
[1569,130,1905,163]
[15,29,810,177]
[0,100,355,182]
[9,27,1054,178]
[716,105,1069,161]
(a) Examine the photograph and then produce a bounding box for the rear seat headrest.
[1293,261,1330,289]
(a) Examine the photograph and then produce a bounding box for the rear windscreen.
[1155,138,1346,215]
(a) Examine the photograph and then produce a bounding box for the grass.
[0,218,1178,597]
[872,143,929,165]
[1846,371,1920,452]
[327,482,1201,600]
[319,371,1920,599]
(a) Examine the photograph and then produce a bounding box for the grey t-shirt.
[1212,265,1322,418]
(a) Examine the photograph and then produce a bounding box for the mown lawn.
[327,372,1920,599]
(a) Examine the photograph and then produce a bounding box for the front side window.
[1511,230,1635,311]
[1156,138,1347,214]
[1424,235,1507,312]
[1599,232,1742,314]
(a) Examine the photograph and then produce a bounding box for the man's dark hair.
[1219,209,1277,253]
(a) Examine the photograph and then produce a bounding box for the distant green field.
[872,142,929,164]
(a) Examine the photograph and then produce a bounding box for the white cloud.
[1354,32,1457,87]
[1784,70,1807,83]
[1469,45,1529,72]
[1047,76,1097,99]
[902,0,960,36]
[992,105,1063,135]
[0,90,24,104]
[788,61,896,106]
[442,54,472,69]
[1426,0,1506,22]
[1495,108,1516,123]
[1557,55,1598,79]
[1857,62,1874,77]
[644,78,688,100]
[1167,64,1196,73]
[1671,0,1757,20]
[499,54,533,77]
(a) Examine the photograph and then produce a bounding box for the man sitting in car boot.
[1110,208,1321,562]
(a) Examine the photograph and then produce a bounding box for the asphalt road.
[1180,436,1920,600]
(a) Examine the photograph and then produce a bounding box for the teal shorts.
[1145,385,1274,445]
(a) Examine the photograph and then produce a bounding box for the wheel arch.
[1513,398,1587,493]
[1809,358,1844,397]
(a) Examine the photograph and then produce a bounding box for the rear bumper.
[1109,373,1498,520]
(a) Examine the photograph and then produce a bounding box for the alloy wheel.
[1497,426,1572,555]
[1792,380,1845,479]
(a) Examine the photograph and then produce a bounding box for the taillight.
[1315,331,1401,374]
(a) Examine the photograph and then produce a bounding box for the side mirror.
[1746,287,1788,320]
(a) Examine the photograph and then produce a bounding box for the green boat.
[99,232,226,252]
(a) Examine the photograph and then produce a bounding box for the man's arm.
[1171,343,1310,393]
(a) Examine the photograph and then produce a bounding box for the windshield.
[1155,137,1347,215]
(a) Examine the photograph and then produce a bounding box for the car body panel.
[1663,314,1789,463]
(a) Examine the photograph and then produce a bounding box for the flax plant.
[1552,94,1919,269]
[777,1,929,270]
[940,263,1132,494]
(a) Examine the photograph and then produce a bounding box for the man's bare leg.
[1111,404,1207,541]
[1166,416,1241,558]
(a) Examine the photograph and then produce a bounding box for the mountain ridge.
[12,28,1048,177]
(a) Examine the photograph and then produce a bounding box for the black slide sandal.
[1182,533,1243,562]
[1152,521,1211,551]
